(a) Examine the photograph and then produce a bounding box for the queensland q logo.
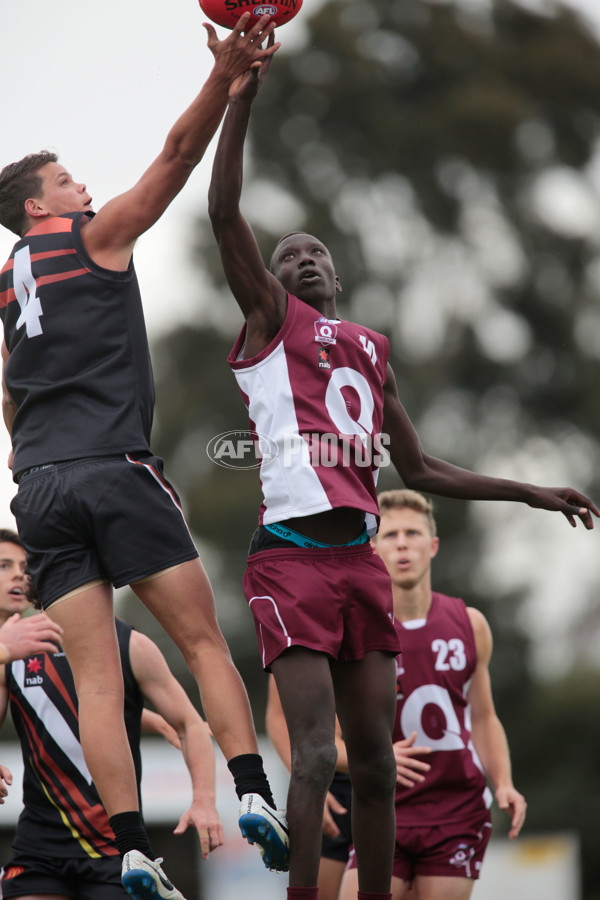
[314,319,337,346]
[253,5,278,15]
[206,430,279,470]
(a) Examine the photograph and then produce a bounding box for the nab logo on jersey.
[25,654,45,687]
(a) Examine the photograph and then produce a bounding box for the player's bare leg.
[133,558,289,873]
[413,875,475,900]
[271,647,338,887]
[340,869,413,900]
[132,558,258,760]
[332,651,397,894]
[46,584,138,815]
[318,858,347,900]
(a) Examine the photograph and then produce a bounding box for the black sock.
[109,811,154,860]
[227,753,275,808]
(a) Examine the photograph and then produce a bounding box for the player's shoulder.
[432,590,466,611]
[465,606,492,651]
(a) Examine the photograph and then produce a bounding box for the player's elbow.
[393,459,434,492]
[208,195,231,233]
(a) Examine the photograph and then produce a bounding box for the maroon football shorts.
[346,810,492,882]
[243,542,401,669]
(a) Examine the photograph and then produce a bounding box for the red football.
[199,0,303,29]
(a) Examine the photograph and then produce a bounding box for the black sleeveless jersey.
[0,212,154,478]
[6,618,143,858]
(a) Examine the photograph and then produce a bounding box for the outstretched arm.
[208,43,287,356]
[0,613,63,664]
[129,631,223,859]
[383,364,598,528]
[467,608,526,840]
[83,14,279,271]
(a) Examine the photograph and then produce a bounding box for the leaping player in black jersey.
[0,15,287,899]
[207,44,597,900]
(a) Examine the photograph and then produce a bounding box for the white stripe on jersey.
[234,342,332,522]
[12,659,93,785]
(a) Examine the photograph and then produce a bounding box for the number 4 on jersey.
[14,246,43,337]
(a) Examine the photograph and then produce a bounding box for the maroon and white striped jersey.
[394,592,492,824]
[228,293,390,534]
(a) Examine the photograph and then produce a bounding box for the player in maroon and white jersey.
[340,490,526,900]
[208,44,594,900]
[0,15,286,895]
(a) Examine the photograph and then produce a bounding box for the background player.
[207,49,590,900]
[339,490,526,900]
[0,15,285,896]
[0,529,224,899]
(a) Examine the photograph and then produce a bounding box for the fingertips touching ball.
[199,0,303,30]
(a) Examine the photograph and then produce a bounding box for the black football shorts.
[11,453,199,608]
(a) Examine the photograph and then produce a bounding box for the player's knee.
[179,628,232,669]
[351,748,396,801]
[291,740,338,792]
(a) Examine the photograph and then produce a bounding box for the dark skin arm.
[208,43,287,358]
[383,364,598,528]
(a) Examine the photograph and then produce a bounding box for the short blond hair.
[377,489,437,536]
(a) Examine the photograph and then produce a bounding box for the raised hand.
[204,12,280,83]
[227,30,277,102]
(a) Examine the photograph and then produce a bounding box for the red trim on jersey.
[0,249,77,275]
[0,266,90,308]
[44,655,79,719]
[11,696,117,856]
[26,217,75,236]
[37,267,90,288]
[0,287,15,308]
